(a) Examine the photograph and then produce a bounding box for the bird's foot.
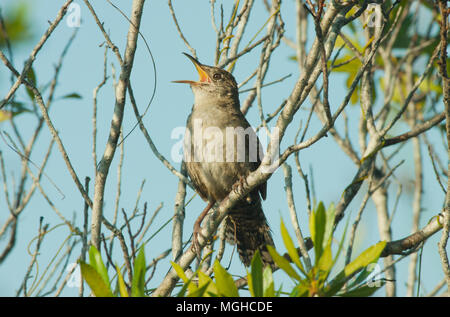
[232,175,248,196]
[190,201,215,260]
[191,221,205,260]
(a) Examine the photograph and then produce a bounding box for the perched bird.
[173,53,274,267]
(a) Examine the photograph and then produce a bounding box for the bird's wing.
[256,136,267,200]
[241,116,267,201]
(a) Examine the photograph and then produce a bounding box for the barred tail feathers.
[224,196,274,267]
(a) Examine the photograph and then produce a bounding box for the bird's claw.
[191,223,205,259]
[232,175,248,196]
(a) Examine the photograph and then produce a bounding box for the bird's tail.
[224,193,274,267]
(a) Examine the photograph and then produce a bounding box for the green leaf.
[351,86,360,104]
[171,261,198,296]
[391,14,413,49]
[315,203,336,284]
[267,245,302,281]
[26,67,36,85]
[213,259,239,297]
[60,92,82,99]
[0,3,32,46]
[280,219,306,275]
[1,101,31,119]
[310,202,327,263]
[318,244,333,277]
[116,265,129,297]
[323,203,335,247]
[88,246,110,289]
[380,76,405,104]
[340,283,384,297]
[447,57,450,78]
[171,261,189,283]
[330,56,362,105]
[349,264,377,289]
[249,250,263,297]
[79,261,114,297]
[198,271,218,297]
[324,270,347,297]
[25,67,36,101]
[332,216,350,266]
[0,110,12,122]
[344,241,386,276]
[331,56,362,73]
[131,246,146,297]
[324,233,383,297]
[275,283,284,297]
[419,77,443,95]
[188,282,211,297]
[176,280,190,297]
[290,283,309,297]
[262,266,275,297]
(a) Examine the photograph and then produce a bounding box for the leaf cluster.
[172,202,387,297]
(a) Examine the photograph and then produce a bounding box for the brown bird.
[173,53,274,267]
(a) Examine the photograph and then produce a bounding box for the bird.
[173,53,274,267]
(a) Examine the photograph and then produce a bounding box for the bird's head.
[173,53,238,103]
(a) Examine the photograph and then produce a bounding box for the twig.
[92,45,109,172]
[0,0,74,110]
[282,163,312,270]
[102,217,133,285]
[167,0,197,58]
[80,176,90,296]
[239,73,291,94]
[91,0,145,250]
[218,34,269,69]
[16,218,47,296]
[134,203,161,245]
[0,51,92,209]
[127,84,194,188]
[39,239,78,296]
[381,44,441,137]
[383,113,445,148]
[426,143,446,194]
[172,163,187,261]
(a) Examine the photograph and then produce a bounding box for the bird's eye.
[213,73,222,80]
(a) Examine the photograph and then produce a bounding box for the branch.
[0,0,73,110]
[172,162,187,261]
[91,0,145,250]
[381,214,444,257]
[167,0,197,58]
[437,0,450,292]
[383,113,445,148]
[0,51,92,209]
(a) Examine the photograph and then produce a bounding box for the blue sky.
[0,0,446,296]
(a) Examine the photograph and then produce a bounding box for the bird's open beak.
[172,53,211,85]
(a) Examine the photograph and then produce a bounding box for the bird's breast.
[184,106,261,201]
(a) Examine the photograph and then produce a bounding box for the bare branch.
[91,0,145,250]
